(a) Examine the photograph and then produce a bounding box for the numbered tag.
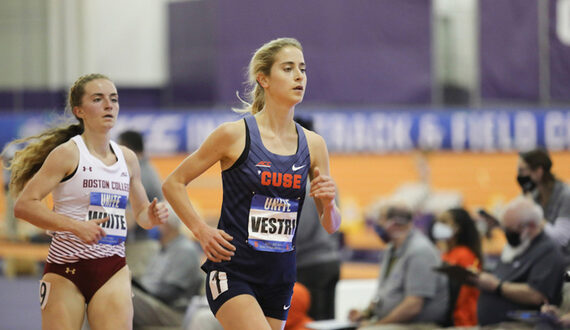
[86,192,128,245]
[39,280,51,310]
[209,271,228,300]
[247,194,298,252]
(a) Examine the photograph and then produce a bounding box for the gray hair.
[501,196,543,226]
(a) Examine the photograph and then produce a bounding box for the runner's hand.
[148,198,169,226]
[74,217,109,245]
[196,224,235,262]
[310,167,336,206]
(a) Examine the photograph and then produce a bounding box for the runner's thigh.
[86,265,133,330]
[216,294,271,330]
[41,272,86,330]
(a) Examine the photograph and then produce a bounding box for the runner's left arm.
[122,147,168,229]
[306,131,341,234]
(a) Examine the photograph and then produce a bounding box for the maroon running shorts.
[44,255,126,303]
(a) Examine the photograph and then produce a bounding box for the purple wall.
[0,90,65,111]
[4,1,569,111]
[479,0,539,101]
[549,0,570,102]
[168,0,432,106]
[479,0,570,103]
[480,0,540,102]
[168,0,218,105]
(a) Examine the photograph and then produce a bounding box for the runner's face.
[263,46,306,106]
[74,79,119,131]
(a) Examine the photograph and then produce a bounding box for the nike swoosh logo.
[283,304,291,310]
[292,164,306,171]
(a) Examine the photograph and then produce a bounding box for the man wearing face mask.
[348,204,448,328]
[517,148,570,261]
[131,204,205,329]
[474,197,565,326]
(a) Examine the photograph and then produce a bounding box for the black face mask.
[505,229,522,247]
[517,175,537,193]
[374,224,391,243]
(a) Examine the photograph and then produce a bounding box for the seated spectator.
[285,282,313,330]
[474,197,565,326]
[118,130,164,278]
[117,130,164,205]
[294,115,342,321]
[132,204,204,329]
[348,205,448,327]
[183,299,223,330]
[295,180,341,321]
[431,208,483,326]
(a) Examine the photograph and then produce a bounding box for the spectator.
[117,130,163,204]
[118,130,164,277]
[117,130,164,229]
[2,143,18,240]
[474,197,565,326]
[517,148,570,262]
[132,204,204,329]
[431,208,483,326]
[295,115,342,321]
[348,205,448,328]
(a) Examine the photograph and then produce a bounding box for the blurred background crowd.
[1,0,570,329]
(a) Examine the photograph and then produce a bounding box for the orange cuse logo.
[260,171,301,189]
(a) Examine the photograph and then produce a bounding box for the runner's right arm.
[14,141,108,244]
[162,120,245,262]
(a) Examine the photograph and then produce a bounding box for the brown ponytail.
[3,73,110,195]
[6,124,84,195]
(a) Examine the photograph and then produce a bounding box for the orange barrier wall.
[147,151,570,255]
[150,151,570,222]
[2,151,569,252]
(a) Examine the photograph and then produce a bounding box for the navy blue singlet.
[201,115,311,284]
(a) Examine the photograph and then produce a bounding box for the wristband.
[495,280,504,296]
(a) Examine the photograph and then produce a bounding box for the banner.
[4,109,570,155]
[311,109,570,153]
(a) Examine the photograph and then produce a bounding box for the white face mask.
[432,222,454,241]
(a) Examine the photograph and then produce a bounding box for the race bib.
[247,194,298,252]
[39,280,51,310]
[86,192,128,245]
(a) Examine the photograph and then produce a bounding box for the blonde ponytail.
[233,38,302,114]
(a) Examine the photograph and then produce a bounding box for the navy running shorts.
[205,270,294,320]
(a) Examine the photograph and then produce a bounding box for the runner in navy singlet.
[5,74,169,329]
[163,38,341,330]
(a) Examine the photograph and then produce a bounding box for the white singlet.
[46,135,130,264]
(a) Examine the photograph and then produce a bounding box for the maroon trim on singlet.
[44,255,126,303]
